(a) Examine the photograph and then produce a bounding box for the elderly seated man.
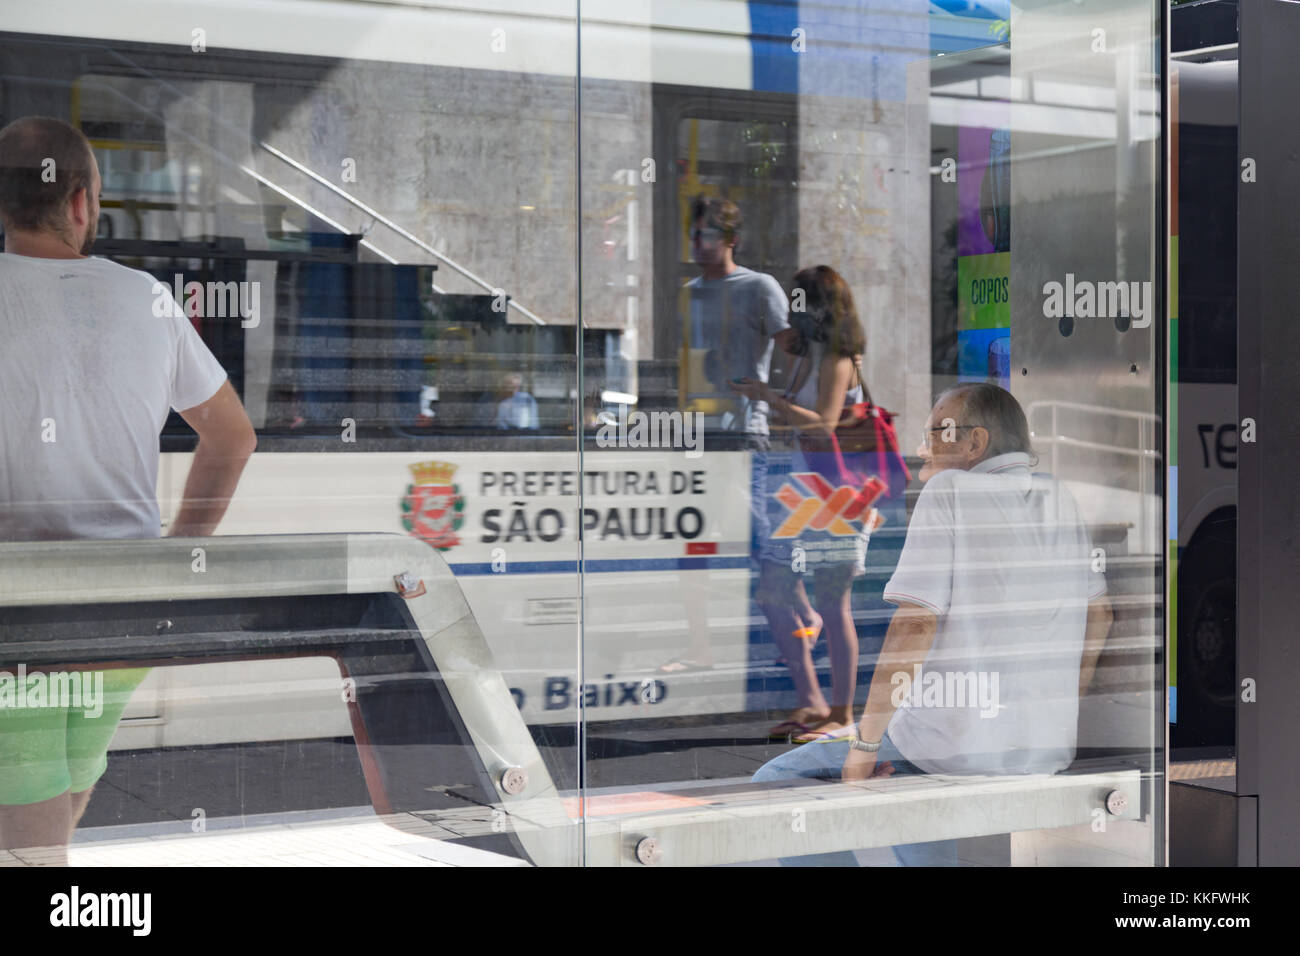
[753,382,1113,866]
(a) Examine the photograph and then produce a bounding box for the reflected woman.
[732,265,873,743]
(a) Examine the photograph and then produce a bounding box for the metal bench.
[0,533,1142,867]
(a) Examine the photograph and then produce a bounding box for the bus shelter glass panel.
[0,1,581,867]
[576,0,1166,867]
[1168,43,1237,767]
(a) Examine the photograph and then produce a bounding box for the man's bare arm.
[1078,593,1114,699]
[167,381,257,537]
[856,601,939,743]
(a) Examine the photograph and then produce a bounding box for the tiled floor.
[1169,758,1235,781]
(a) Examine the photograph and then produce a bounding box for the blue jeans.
[747,436,773,560]
[751,732,959,866]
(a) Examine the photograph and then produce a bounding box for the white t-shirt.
[0,253,228,540]
[882,452,1106,775]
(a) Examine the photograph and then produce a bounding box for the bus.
[0,1,947,746]
[0,0,1163,780]
[1168,1,1239,752]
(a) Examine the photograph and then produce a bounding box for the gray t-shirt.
[0,253,228,541]
[686,265,789,435]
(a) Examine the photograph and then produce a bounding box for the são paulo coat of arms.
[401,461,464,550]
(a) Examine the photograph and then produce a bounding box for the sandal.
[767,720,814,740]
[792,722,857,745]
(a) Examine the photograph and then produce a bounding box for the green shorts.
[0,667,150,806]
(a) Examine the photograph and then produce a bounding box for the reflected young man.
[0,117,256,864]
[660,197,824,681]
[753,383,1113,866]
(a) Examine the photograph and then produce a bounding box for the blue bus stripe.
[449,556,752,575]
[749,1,800,93]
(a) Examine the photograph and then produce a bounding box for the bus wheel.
[1176,513,1236,748]
[1187,579,1236,707]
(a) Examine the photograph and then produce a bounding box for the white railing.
[1025,400,1162,554]
[257,141,547,326]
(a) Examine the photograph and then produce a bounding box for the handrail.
[1025,400,1160,425]
[257,141,547,326]
[238,163,399,265]
[75,61,545,323]
[1024,399,1161,462]
[1038,435,1159,459]
[1024,399,1161,555]
[76,72,405,266]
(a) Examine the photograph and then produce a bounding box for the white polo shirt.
[882,452,1106,775]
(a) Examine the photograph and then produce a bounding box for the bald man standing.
[0,116,256,863]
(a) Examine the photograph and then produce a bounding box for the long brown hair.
[789,265,866,358]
